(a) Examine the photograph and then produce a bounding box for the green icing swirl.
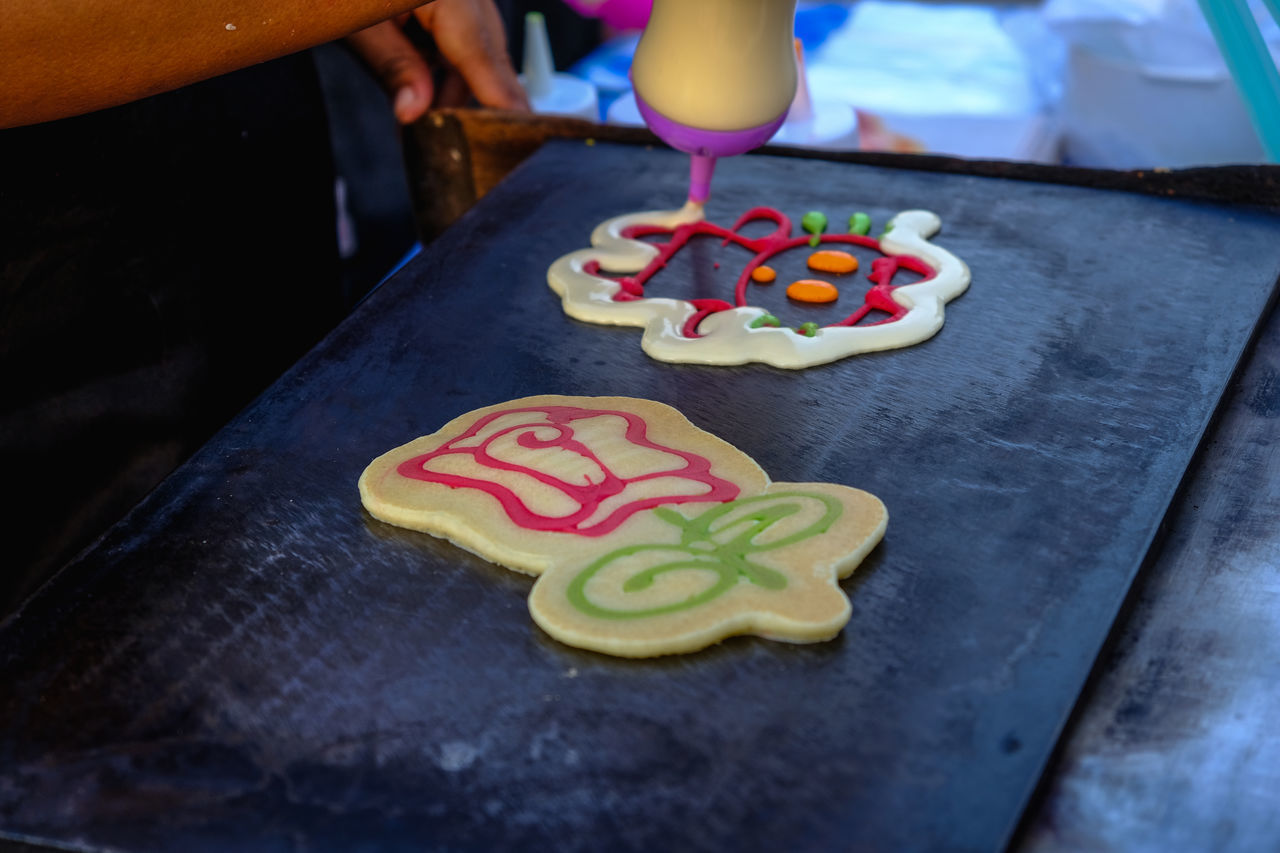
[566,491,843,619]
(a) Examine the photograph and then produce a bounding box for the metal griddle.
[2,141,1278,852]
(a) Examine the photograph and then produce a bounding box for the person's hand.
[855,110,925,155]
[346,0,529,124]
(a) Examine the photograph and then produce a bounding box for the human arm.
[0,0,523,129]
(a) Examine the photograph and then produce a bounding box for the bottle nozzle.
[689,154,716,204]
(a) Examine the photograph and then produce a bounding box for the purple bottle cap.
[634,90,787,201]
[634,90,787,158]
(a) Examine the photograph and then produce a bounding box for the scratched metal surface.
[1017,299,1280,851]
[1,142,1279,852]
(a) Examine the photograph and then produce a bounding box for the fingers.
[345,20,435,124]
[414,0,530,112]
[347,0,529,125]
[434,68,474,110]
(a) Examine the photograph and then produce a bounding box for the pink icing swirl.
[396,405,740,537]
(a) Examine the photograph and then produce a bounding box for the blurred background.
[316,0,1280,302]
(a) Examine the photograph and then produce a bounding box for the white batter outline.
[547,202,971,368]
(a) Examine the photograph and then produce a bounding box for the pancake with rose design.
[359,395,887,657]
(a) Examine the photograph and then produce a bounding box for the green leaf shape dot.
[802,211,828,247]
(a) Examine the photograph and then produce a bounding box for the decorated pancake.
[547,203,970,368]
[360,395,887,657]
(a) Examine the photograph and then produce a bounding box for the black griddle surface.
[2,142,1278,852]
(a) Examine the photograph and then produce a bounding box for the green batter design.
[567,491,841,619]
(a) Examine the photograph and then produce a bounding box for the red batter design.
[396,404,741,537]
[581,207,936,338]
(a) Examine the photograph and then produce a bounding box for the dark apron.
[0,54,342,611]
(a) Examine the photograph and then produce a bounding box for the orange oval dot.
[807,250,859,274]
[786,279,839,303]
[751,265,777,283]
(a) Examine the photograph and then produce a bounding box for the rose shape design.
[361,396,889,657]
[395,405,741,537]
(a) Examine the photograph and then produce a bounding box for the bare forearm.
[0,0,429,128]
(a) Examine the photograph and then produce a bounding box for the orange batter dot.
[807,250,859,275]
[786,279,839,303]
[751,265,777,283]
